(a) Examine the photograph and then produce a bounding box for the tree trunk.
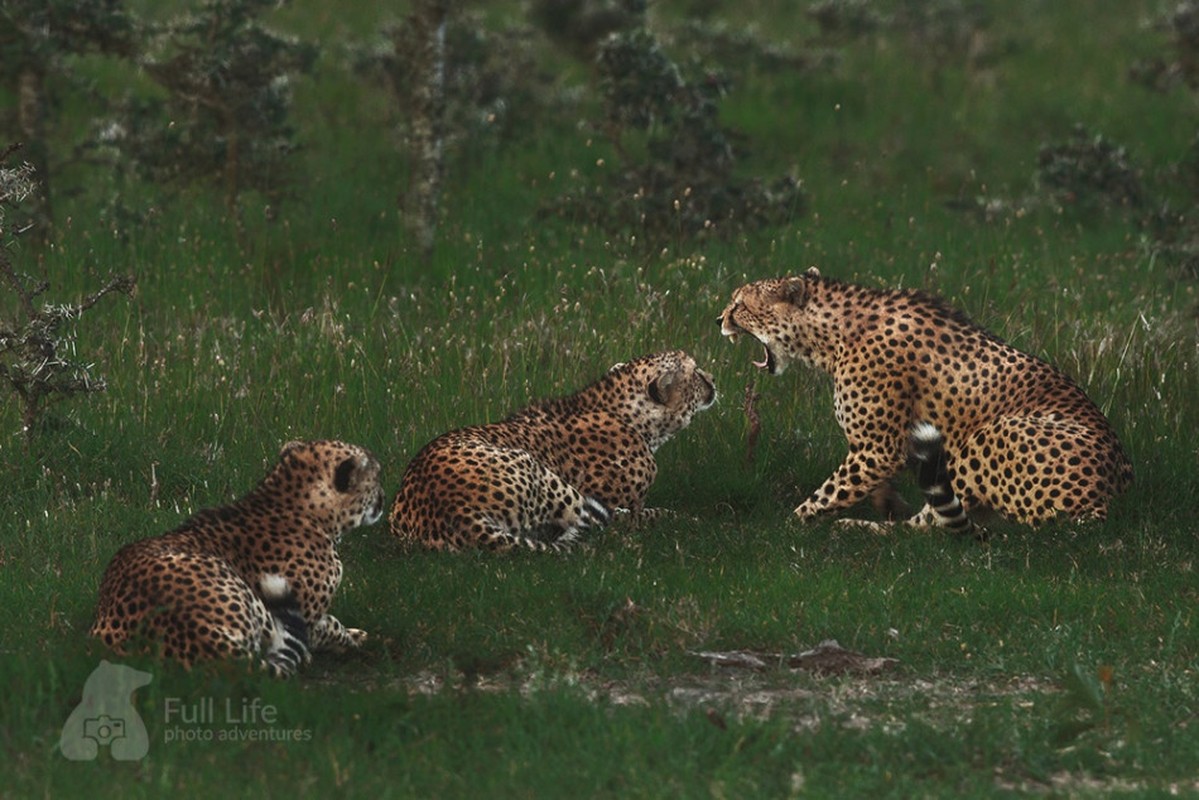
[405,0,449,265]
[17,67,52,235]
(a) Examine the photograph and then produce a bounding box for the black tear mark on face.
[334,457,355,493]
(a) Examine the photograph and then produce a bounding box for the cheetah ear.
[781,275,812,307]
[805,266,821,278]
[279,440,306,459]
[333,457,356,493]
[648,369,681,405]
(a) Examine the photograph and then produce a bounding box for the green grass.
[4,0,1199,795]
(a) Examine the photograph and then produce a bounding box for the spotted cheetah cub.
[90,441,384,675]
[390,350,717,552]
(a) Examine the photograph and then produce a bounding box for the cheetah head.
[718,267,822,376]
[602,350,717,452]
[272,440,386,537]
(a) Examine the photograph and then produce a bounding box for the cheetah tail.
[258,574,311,678]
[908,423,974,535]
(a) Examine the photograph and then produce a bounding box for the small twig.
[149,461,160,508]
[73,275,137,315]
[0,250,38,319]
[743,381,761,465]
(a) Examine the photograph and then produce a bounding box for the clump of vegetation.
[1129,0,1199,92]
[1148,143,1199,279]
[806,0,886,42]
[353,8,558,153]
[1045,663,1125,748]
[958,114,1199,284]
[1127,3,1199,280]
[891,0,991,67]
[530,0,644,60]
[0,0,136,232]
[97,0,316,239]
[0,146,134,443]
[670,18,838,76]
[1035,124,1145,213]
[546,23,804,246]
[808,0,995,77]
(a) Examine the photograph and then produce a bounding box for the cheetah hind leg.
[612,506,681,528]
[309,614,368,653]
[477,495,611,553]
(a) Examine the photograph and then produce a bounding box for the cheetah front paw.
[833,517,892,534]
[310,614,368,652]
[792,502,821,522]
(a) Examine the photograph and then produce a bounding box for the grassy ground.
[3,0,1198,796]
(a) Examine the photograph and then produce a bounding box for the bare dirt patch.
[389,642,1057,734]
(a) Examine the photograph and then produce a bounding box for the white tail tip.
[910,421,942,444]
[259,574,290,599]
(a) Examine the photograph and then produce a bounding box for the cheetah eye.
[333,457,356,492]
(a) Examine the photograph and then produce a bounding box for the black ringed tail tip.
[909,422,973,535]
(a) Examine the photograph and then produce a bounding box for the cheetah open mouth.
[719,316,781,375]
[753,345,778,374]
